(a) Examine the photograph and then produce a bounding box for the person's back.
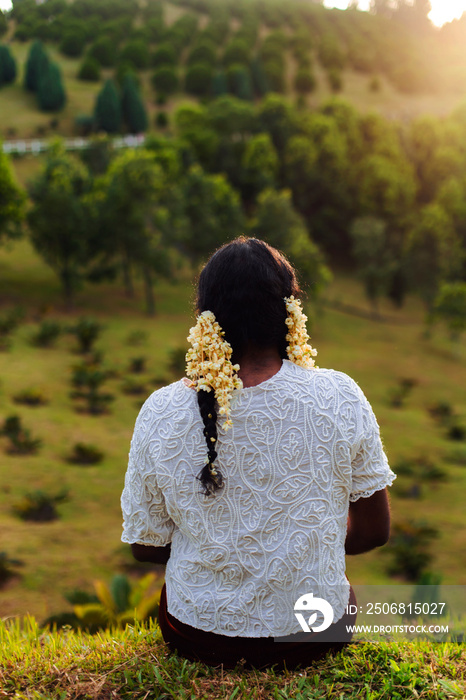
[121,237,396,668]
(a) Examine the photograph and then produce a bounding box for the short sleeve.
[121,402,175,546]
[350,387,396,502]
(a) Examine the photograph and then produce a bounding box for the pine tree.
[37,63,66,111]
[0,45,17,86]
[121,74,148,133]
[94,79,122,134]
[24,40,49,92]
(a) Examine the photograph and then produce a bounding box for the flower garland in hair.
[284,296,318,369]
[186,311,243,430]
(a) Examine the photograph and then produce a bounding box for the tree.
[77,56,100,82]
[89,36,116,68]
[0,11,7,37]
[294,67,316,94]
[119,40,149,70]
[185,62,214,98]
[240,133,278,201]
[0,150,25,244]
[434,283,466,342]
[24,39,49,92]
[405,203,462,314]
[121,74,148,133]
[91,149,173,314]
[60,29,87,57]
[37,62,66,111]
[177,164,245,265]
[151,65,178,96]
[27,144,93,309]
[349,217,394,316]
[151,43,176,68]
[249,188,331,298]
[0,45,17,86]
[94,79,121,134]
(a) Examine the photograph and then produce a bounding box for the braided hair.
[194,237,301,497]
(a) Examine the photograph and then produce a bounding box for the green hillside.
[2,0,466,140]
[0,238,465,622]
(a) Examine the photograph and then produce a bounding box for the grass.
[0,238,465,624]
[0,616,465,699]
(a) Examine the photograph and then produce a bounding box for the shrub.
[121,74,148,133]
[327,68,343,93]
[89,36,116,68]
[223,39,250,67]
[60,29,87,58]
[156,111,168,128]
[129,357,147,373]
[151,43,176,68]
[75,114,95,136]
[294,67,316,94]
[0,551,24,586]
[428,401,454,425]
[68,442,104,465]
[185,62,214,97]
[187,41,217,66]
[226,63,253,101]
[94,79,121,134]
[262,59,286,93]
[13,388,48,407]
[1,415,42,455]
[68,317,103,354]
[29,319,63,347]
[37,63,67,112]
[384,520,439,581]
[447,423,466,441]
[0,307,24,350]
[0,44,17,86]
[13,489,68,522]
[70,361,114,415]
[119,40,149,70]
[151,66,178,95]
[387,378,418,408]
[77,56,100,82]
[43,573,161,632]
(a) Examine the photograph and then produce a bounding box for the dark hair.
[195,237,301,497]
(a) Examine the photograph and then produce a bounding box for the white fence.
[2,133,146,155]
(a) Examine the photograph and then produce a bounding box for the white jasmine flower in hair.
[284,296,318,369]
[186,310,243,430]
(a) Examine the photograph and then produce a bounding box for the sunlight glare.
[429,0,466,27]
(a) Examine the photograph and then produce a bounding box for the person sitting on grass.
[121,237,396,670]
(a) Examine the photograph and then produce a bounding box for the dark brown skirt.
[158,584,357,670]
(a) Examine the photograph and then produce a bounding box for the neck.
[236,347,282,388]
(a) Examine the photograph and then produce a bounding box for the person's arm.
[131,542,171,565]
[345,487,390,555]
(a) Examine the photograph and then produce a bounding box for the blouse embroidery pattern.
[121,360,396,637]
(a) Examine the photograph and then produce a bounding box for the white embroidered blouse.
[121,360,396,637]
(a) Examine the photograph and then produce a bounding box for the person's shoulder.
[138,379,196,417]
[281,362,366,399]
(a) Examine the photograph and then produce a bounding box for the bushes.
[68,317,103,354]
[13,388,48,407]
[0,415,42,454]
[151,66,179,96]
[119,40,150,70]
[88,36,116,68]
[60,29,87,58]
[13,489,68,522]
[67,442,104,465]
[37,63,67,112]
[0,44,17,86]
[294,67,316,94]
[185,62,214,98]
[384,520,439,581]
[77,56,100,82]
